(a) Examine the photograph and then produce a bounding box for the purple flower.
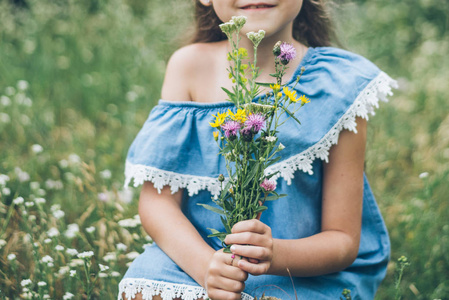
[245,113,265,133]
[260,178,277,192]
[277,42,296,65]
[221,121,241,139]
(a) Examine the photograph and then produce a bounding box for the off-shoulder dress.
[118,47,397,300]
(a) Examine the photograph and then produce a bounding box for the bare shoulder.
[161,42,225,102]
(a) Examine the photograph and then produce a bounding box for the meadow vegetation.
[0,0,448,299]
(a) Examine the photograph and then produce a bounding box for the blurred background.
[0,0,448,298]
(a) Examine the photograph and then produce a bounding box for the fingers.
[230,219,269,234]
[230,244,272,261]
[236,259,271,276]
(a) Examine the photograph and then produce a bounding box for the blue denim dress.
[119,47,397,300]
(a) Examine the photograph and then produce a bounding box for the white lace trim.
[124,72,397,195]
[118,278,254,300]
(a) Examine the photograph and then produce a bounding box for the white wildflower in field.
[116,243,127,251]
[37,189,46,196]
[30,182,40,190]
[58,266,70,275]
[42,255,53,264]
[126,251,140,260]
[69,270,76,277]
[28,215,36,222]
[37,281,47,287]
[99,263,109,272]
[419,172,429,179]
[5,86,15,96]
[279,143,285,150]
[145,235,153,242]
[13,196,25,205]
[35,198,46,204]
[44,238,52,244]
[15,167,30,182]
[68,153,81,164]
[45,179,63,190]
[126,91,138,102]
[59,159,69,168]
[17,80,29,91]
[43,295,50,299]
[24,201,34,207]
[118,189,134,204]
[21,279,32,287]
[111,271,121,277]
[69,259,84,267]
[103,252,117,262]
[7,253,16,261]
[20,114,31,126]
[99,272,108,278]
[2,187,11,196]
[118,216,141,228]
[64,172,75,181]
[77,251,94,259]
[50,204,61,211]
[31,144,43,154]
[23,97,33,107]
[63,292,75,299]
[86,226,95,233]
[0,174,10,185]
[0,95,11,106]
[21,292,33,299]
[0,112,11,123]
[65,223,79,238]
[0,239,7,248]
[99,169,112,179]
[55,245,64,251]
[53,209,65,219]
[66,248,79,256]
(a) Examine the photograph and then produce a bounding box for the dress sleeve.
[263,47,398,184]
[124,101,228,196]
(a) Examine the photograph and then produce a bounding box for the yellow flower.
[213,131,219,141]
[270,84,280,93]
[299,95,310,104]
[283,87,299,103]
[238,48,248,59]
[209,112,228,128]
[228,108,247,123]
[277,92,283,99]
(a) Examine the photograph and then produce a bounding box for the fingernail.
[231,254,235,259]
[230,245,236,252]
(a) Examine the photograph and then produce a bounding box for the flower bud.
[218,174,225,182]
[273,41,282,56]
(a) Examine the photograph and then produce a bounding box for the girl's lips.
[240,3,275,10]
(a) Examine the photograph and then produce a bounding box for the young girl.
[119,1,396,299]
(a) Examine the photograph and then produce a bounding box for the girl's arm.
[225,117,367,277]
[139,183,248,299]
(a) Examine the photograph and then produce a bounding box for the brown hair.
[191,0,338,47]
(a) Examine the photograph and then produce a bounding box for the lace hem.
[124,71,397,195]
[118,278,254,300]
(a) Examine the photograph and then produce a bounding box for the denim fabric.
[121,47,391,299]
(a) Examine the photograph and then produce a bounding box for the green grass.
[1,0,448,299]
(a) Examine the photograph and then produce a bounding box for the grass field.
[1,0,448,299]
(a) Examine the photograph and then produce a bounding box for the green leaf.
[255,81,274,87]
[197,203,225,215]
[221,216,232,233]
[254,206,268,213]
[242,162,259,188]
[265,194,287,201]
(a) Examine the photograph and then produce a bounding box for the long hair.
[190,0,338,47]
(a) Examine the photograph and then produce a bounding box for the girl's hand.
[224,219,274,276]
[205,249,248,300]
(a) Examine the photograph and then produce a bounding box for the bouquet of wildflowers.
[199,16,309,251]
